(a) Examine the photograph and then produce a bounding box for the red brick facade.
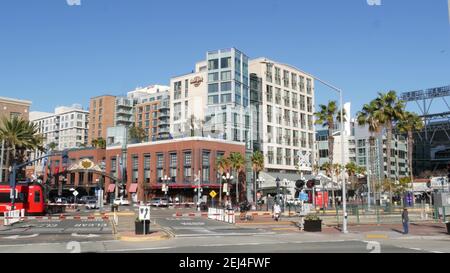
[45,138,245,203]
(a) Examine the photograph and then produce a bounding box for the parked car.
[85,200,98,210]
[113,197,130,206]
[148,197,169,207]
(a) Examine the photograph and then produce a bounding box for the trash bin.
[446,222,450,235]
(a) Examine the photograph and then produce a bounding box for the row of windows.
[266,147,312,167]
[112,151,223,183]
[266,85,313,111]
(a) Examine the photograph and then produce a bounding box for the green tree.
[374,91,405,203]
[0,116,44,179]
[228,152,246,203]
[356,100,383,203]
[251,150,264,203]
[129,125,147,143]
[91,138,106,149]
[314,101,347,168]
[397,111,424,183]
[47,142,58,151]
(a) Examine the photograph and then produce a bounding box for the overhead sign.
[139,206,151,221]
[209,190,217,198]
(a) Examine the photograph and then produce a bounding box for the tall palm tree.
[48,142,58,151]
[129,125,147,143]
[375,91,405,203]
[397,111,424,183]
[0,116,44,179]
[314,101,347,168]
[251,150,264,203]
[228,152,246,203]
[356,100,382,205]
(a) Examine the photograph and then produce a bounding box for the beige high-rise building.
[88,95,117,144]
[0,96,32,121]
[249,58,316,173]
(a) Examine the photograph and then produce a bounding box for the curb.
[117,231,171,242]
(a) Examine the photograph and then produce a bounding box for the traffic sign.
[73,190,79,197]
[209,190,217,198]
[139,206,151,221]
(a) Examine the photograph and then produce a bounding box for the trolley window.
[34,191,41,203]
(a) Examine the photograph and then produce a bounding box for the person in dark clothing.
[402,208,409,234]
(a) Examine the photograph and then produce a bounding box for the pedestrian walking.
[402,208,409,234]
[273,203,281,221]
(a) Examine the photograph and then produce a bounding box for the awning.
[129,183,138,193]
[107,184,116,193]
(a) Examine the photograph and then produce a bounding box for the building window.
[143,154,150,183]
[208,95,219,105]
[221,57,231,69]
[202,151,210,183]
[276,148,283,165]
[184,152,192,183]
[208,59,219,70]
[221,71,231,81]
[221,81,232,92]
[208,83,219,93]
[221,93,232,103]
[132,155,139,183]
[170,153,177,182]
[208,73,219,82]
[157,153,164,182]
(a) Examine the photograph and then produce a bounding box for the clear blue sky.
[0,0,449,116]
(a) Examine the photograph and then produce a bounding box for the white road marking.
[107,246,176,252]
[3,234,39,240]
[71,233,100,238]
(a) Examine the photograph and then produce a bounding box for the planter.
[135,220,150,235]
[304,220,322,232]
[446,222,450,235]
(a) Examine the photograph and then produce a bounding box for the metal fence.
[282,203,450,225]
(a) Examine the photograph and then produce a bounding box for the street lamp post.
[313,76,348,234]
[256,177,265,210]
[162,174,169,201]
[276,177,280,205]
[222,173,233,208]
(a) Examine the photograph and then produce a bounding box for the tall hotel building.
[249,58,316,174]
[170,48,253,151]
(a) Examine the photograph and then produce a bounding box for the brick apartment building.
[44,137,245,203]
[0,96,32,121]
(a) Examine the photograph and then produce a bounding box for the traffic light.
[295,179,305,189]
[306,179,316,189]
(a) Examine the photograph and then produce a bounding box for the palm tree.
[374,91,405,203]
[97,138,106,149]
[397,111,424,184]
[228,152,246,203]
[356,100,382,205]
[92,138,106,149]
[314,101,347,167]
[91,139,98,148]
[0,116,44,179]
[129,125,147,143]
[251,150,264,204]
[48,142,58,151]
